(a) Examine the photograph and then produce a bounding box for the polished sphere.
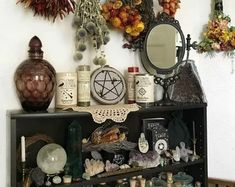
[37,143,67,175]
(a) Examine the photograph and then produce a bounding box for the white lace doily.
[64,104,140,123]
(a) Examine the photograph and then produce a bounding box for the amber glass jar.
[14,36,56,111]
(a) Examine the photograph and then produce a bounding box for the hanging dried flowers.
[197,0,235,56]
[158,0,181,17]
[101,0,145,41]
[101,0,181,50]
[73,0,110,66]
[122,0,155,50]
[17,0,76,21]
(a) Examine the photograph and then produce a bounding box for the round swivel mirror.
[140,13,186,105]
[141,13,185,75]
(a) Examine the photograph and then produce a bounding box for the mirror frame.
[141,13,186,74]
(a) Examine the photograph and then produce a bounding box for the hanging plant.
[17,0,76,21]
[73,0,110,66]
[197,0,235,56]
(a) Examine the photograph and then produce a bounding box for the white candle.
[21,136,25,162]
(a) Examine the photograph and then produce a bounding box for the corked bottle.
[14,36,56,111]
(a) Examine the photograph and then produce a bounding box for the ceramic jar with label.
[56,72,77,108]
[135,74,154,107]
[77,65,90,106]
[127,66,139,104]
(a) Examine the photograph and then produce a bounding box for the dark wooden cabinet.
[9,103,207,187]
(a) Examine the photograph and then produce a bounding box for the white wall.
[1,0,235,186]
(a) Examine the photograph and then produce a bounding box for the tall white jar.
[56,72,77,108]
[135,74,154,107]
[77,65,90,106]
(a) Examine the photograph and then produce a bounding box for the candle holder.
[191,121,200,161]
[22,161,26,182]
[191,138,200,161]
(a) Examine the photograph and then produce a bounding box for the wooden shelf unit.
[9,103,207,187]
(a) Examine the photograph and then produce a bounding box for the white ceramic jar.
[56,72,77,108]
[135,74,154,107]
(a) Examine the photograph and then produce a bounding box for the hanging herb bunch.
[17,0,76,21]
[73,0,110,66]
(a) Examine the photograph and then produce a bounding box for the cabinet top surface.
[8,103,207,119]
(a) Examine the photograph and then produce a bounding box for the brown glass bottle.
[14,36,56,111]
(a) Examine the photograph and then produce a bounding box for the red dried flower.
[17,0,76,22]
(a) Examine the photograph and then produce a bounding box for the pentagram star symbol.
[91,66,126,104]
[94,70,123,100]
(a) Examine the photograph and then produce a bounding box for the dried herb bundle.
[17,0,76,21]
[73,0,110,65]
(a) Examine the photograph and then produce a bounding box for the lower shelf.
[52,158,205,187]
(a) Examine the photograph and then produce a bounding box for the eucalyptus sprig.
[73,0,110,66]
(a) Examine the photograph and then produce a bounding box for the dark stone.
[170,60,206,103]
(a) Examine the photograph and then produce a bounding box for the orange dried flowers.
[102,0,145,37]
[158,0,180,17]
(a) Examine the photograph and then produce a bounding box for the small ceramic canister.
[56,72,77,108]
[135,74,154,107]
[130,179,137,187]
[139,178,146,187]
[127,66,139,104]
[63,175,72,184]
[77,65,90,106]
[167,172,173,184]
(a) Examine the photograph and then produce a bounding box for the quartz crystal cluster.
[84,159,105,177]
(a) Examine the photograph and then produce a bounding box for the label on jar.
[135,74,154,103]
[77,70,90,104]
[56,72,77,108]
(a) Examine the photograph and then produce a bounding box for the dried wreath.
[17,0,76,21]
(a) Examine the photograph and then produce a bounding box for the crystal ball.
[36,143,67,175]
